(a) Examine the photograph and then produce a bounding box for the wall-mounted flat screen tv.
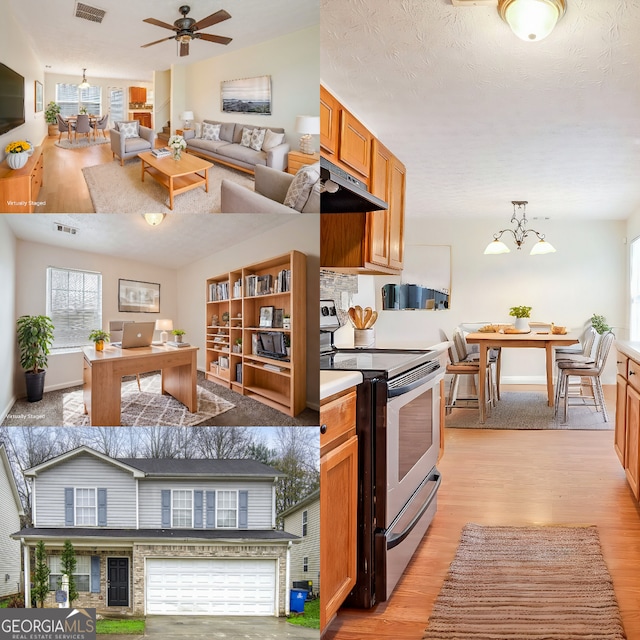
[0,63,25,136]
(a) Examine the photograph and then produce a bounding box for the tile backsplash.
[320,270,358,327]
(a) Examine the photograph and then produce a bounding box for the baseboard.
[44,379,83,393]
[0,395,17,423]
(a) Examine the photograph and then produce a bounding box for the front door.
[107,558,129,607]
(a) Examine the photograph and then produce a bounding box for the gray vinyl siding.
[0,461,22,597]
[35,453,136,528]
[283,498,320,590]
[138,479,274,529]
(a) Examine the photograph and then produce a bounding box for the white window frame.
[302,510,308,537]
[75,487,97,526]
[216,490,238,529]
[303,556,309,572]
[48,555,91,592]
[171,490,194,528]
[55,83,102,117]
[630,236,640,341]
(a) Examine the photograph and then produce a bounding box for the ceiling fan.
[141,5,232,57]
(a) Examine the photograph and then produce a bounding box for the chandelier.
[484,201,556,255]
[78,68,90,90]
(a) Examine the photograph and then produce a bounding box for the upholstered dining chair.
[91,114,109,139]
[56,114,71,142]
[453,326,501,403]
[74,113,91,143]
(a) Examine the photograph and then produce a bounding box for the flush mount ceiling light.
[143,213,165,226]
[484,201,556,255]
[498,0,566,42]
[78,68,90,89]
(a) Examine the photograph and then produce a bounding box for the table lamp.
[180,111,194,130]
[295,115,320,155]
[155,319,173,343]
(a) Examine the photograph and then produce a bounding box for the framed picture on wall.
[221,75,271,115]
[34,81,43,113]
[118,278,160,313]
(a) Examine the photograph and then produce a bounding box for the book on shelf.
[232,278,242,298]
[263,363,285,372]
[166,341,191,348]
[208,280,230,301]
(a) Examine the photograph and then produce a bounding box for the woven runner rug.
[62,374,234,426]
[423,524,626,640]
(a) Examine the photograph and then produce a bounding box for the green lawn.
[96,619,145,635]
[0,599,8,609]
[287,597,320,629]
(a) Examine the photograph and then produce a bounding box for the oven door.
[384,367,443,528]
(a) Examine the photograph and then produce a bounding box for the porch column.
[22,542,30,608]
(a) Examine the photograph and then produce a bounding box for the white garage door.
[145,558,277,615]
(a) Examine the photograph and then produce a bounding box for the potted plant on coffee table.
[172,329,186,343]
[509,305,532,332]
[88,329,110,351]
[45,101,61,136]
[16,315,55,402]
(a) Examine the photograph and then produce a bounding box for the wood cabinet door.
[320,435,358,631]
[367,140,392,267]
[339,110,371,180]
[388,157,406,270]
[625,383,640,499]
[615,374,627,466]
[320,86,339,156]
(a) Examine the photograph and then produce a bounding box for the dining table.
[65,114,101,140]
[465,329,580,424]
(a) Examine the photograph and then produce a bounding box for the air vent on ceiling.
[74,2,106,23]
[54,223,78,236]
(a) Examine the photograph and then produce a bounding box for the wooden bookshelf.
[205,250,306,417]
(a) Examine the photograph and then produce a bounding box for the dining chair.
[74,113,91,143]
[453,326,501,402]
[56,114,72,142]
[108,321,141,391]
[554,330,615,424]
[91,114,109,139]
[554,326,598,401]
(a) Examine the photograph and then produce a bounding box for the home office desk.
[465,331,579,424]
[82,345,198,426]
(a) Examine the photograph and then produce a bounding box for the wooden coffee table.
[138,150,213,210]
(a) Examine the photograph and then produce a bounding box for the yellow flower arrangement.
[5,141,31,154]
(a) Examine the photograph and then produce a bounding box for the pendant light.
[78,68,90,89]
[498,0,566,42]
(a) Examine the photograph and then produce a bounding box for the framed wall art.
[221,75,271,115]
[118,278,160,313]
[34,80,43,113]
[259,305,275,328]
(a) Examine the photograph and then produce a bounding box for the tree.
[60,540,78,605]
[32,540,50,608]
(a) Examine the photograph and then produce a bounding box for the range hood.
[321,157,388,213]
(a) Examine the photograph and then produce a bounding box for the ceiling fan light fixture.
[498,0,566,42]
[78,68,90,89]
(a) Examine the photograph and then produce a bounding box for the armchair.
[110,124,156,166]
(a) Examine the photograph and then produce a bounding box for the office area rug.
[445,391,614,430]
[54,137,110,149]
[82,158,254,213]
[423,523,626,640]
[62,374,234,426]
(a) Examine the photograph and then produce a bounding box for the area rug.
[82,158,254,213]
[445,391,613,430]
[54,137,110,149]
[423,523,626,640]
[62,374,234,426]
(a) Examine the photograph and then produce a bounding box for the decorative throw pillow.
[262,129,285,151]
[249,128,266,152]
[202,122,221,141]
[283,162,320,212]
[118,121,139,139]
[194,122,202,138]
[240,127,253,147]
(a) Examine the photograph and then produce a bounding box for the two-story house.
[13,446,298,616]
[282,489,319,595]
[0,444,24,599]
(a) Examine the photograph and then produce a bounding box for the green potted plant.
[172,329,186,343]
[509,305,532,332]
[16,315,55,402]
[233,337,242,353]
[45,101,61,136]
[590,314,612,334]
[283,334,291,357]
[88,329,110,352]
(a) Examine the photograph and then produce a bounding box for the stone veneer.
[131,542,290,616]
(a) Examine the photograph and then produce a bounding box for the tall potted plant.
[45,102,61,136]
[16,315,55,402]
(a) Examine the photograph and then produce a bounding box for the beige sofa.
[183,121,289,174]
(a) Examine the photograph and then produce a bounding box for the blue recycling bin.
[290,588,307,613]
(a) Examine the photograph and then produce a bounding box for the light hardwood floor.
[325,385,640,639]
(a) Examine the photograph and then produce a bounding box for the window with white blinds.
[55,83,102,117]
[46,267,102,349]
[109,87,125,123]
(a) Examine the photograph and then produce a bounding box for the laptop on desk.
[111,321,156,349]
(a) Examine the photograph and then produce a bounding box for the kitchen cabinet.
[129,86,147,104]
[320,388,358,633]
[615,353,628,466]
[132,112,152,128]
[320,85,339,156]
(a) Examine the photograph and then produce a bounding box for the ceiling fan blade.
[141,36,176,48]
[192,9,231,31]
[180,41,190,57]
[196,33,232,45]
[143,17,178,31]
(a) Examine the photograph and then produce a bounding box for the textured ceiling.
[321,0,640,220]
[4,214,295,269]
[8,0,319,81]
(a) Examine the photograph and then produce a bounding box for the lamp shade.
[180,111,194,121]
[295,115,320,135]
[529,239,556,255]
[155,319,174,331]
[498,0,566,42]
[484,240,511,255]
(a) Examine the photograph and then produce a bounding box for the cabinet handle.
[320,424,327,434]
[630,370,636,375]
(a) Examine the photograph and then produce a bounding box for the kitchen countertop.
[320,370,363,401]
[615,340,640,361]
